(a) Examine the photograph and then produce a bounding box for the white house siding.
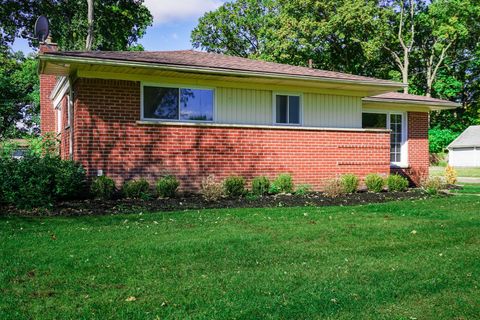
[215,87,363,128]
[449,147,480,167]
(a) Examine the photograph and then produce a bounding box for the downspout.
[68,77,74,160]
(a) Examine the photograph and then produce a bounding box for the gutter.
[39,54,406,90]
[362,97,461,110]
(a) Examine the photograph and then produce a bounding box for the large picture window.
[143,85,214,121]
[275,94,301,125]
[362,111,406,165]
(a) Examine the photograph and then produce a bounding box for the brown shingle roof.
[44,50,402,86]
[364,92,460,108]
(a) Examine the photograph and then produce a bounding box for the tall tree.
[85,0,94,51]
[0,0,152,51]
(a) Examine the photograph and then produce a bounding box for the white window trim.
[55,102,62,134]
[140,82,216,123]
[362,110,409,167]
[272,92,303,126]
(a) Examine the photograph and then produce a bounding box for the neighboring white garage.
[448,126,480,167]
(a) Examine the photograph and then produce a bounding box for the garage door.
[449,147,480,167]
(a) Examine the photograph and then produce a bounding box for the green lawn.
[2,196,480,319]
[430,166,480,177]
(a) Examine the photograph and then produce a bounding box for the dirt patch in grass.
[0,189,436,217]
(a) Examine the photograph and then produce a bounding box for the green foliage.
[224,176,246,197]
[251,176,270,196]
[201,175,224,201]
[386,175,409,192]
[122,179,150,200]
[90,176,116,200]
[1,0,153,52]
[295,184,311,196]
[0,52,39,139]
[268,183,280,195]
[0,155,86,208]
[429,129,460,153]
[156,175,179,198]
[365,174,385,193]
[272,174,294,193]
[341,174,359,194]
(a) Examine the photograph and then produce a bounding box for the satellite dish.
[34,15,49,43]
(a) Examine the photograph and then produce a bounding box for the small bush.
[323,179,345,198]
[201,175,224,201]
[422,177,445,195]
[295,184,312,196]
[91,176,116,200]
[444,166,457,185]
[224,176,246,197]
[123,179,150,199]
[251,176,270,196]
[268,183,280,195]
[273,174,294,193]
[365,174,385,193]
[156,175,179,198]
[55,160,87,200]
[386,174,409,192]
[341,174,359,193]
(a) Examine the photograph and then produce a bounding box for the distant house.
[38,41,459,191]
[448,126,480,167]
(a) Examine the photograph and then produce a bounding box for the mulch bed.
[0,188,440,217]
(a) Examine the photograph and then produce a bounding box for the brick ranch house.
[38,43,459,191]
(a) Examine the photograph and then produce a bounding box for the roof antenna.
[34,15,50,44]
[308,59,313,69]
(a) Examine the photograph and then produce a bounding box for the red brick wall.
[392,111,429,185]
[73,78,391,191]
[39,43,58,134]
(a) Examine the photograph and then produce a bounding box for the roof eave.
[362,97,461,110]
[39,54,406,91]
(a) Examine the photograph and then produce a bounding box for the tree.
[0,0,153,52]
[85,0,94,51]
[0,52,39,139]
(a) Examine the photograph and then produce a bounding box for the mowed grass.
[430,166,480,177]
[2,196,480,319]
[456,184,480,194]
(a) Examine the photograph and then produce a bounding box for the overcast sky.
[12,0,226,53]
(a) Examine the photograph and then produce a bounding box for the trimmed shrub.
[444,166,457,185]
[91,176,116,200]
[251,176,270,196]
[123,179,150,199]
[386,174,409,192]
[295,184,312,196]
[0,155,86,209]
[323,179,345,198]
[201,175,224,201]
[341,174,359,193]
[156,175,179,198]
[272,174,294,193]
[224,176,246,197]
[422,177,445,195]
[365,174,385,193]
[54,160,87,200]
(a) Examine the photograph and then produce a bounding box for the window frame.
[140,82,216,123]
[272,92,303,126]
[362,110,408,167]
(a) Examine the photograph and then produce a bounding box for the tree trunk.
[85,0,94,51]
[402,47,409,94]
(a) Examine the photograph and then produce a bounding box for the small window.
[143,86,214,121]
[362,111,406,165]
[275,94,301,125]
[362,113,387,129]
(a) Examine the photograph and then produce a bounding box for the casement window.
[362,111,407,166]
[142,85,214,121]
[274,94,301,125]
